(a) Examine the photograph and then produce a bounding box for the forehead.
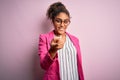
[55,12,69,19]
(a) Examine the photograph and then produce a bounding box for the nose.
[61,21,64,27]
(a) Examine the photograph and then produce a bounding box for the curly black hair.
[46,2,70,21]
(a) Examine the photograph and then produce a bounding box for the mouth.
[55,27,66,35]
[58,28,65,31]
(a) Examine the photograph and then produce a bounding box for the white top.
[58,35,79,80]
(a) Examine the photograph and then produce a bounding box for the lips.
[58,28,65,31]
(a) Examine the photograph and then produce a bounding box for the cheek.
[62,26,68,30]
[53,22,58,28]
[53,24,59,29]
[65,26,68,29]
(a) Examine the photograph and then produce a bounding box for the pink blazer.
[38,30,84,80]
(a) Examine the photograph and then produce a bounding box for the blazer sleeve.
[77,39,84,80]
[38,34,56,70]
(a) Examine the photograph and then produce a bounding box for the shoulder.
[39,31,54,42]
[66,32,79,42]
[39,32,50,37]
[39,31,53,38]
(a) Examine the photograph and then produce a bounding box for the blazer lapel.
[66,32,79,52]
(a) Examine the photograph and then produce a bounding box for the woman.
[38,2,84,80]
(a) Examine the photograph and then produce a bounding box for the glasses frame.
[54,18,71,26]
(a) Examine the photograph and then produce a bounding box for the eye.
[64,20,70,24]
[55,19,61,23]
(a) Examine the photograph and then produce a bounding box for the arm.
[38,34,57,70]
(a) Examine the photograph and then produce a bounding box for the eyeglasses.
[54,18,70,26]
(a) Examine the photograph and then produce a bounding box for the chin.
[58,31,65,35]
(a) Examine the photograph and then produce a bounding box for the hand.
[49,35,65,58]
[50,35,65,50]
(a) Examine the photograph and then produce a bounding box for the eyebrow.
[55,18,70,21]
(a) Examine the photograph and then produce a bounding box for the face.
[53,12,70,36]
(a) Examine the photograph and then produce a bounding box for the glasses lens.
[64,20,70,25]
[55,19,61,24]
[54,18,70,25]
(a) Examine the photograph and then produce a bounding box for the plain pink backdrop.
[0,0,120,80]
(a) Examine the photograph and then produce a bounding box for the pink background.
[0,0,120,80]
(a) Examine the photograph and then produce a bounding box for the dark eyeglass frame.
[54,18,71,26]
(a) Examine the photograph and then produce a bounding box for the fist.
[50,35,65,50]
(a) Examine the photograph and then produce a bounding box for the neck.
[54,30,66,37]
